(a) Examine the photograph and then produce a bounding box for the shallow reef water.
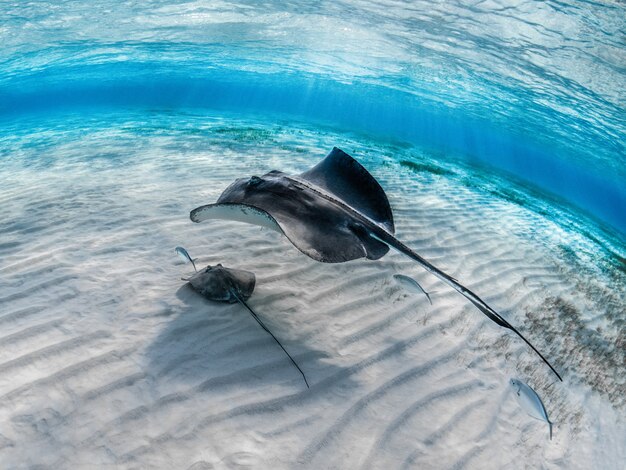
[0,1,625,468]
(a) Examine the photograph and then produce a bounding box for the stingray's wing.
[299,148,395,233]
[191,201,387,263]
[222,266,256,301]
[191,202,282,233]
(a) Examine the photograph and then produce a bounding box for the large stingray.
[190,148,562,381]
[176,247,309,388]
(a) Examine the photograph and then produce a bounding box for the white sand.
[0,112,624,469]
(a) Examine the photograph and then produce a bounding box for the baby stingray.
[190,148,562,381]
[175,247,309,388]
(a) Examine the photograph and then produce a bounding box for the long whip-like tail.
[233,292,310,388]
[373,232,562,382]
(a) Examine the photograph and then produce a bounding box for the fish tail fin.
[424,291,433,305]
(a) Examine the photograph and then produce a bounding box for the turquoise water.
[1,108,625,467]
[1,4,626,464]
[1,0,624,235]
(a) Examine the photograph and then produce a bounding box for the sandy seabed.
[0,112,624,469]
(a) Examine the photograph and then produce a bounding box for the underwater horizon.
[1,1,625,468]
[2,0,625,236]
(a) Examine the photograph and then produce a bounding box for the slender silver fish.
[393,273,432,305]
[175,246,197,272]
[510,378,553,440]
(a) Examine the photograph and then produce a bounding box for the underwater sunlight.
[0,1,624,468]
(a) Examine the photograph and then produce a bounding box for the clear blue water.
[0,0,624,234]
[1,4,626,466]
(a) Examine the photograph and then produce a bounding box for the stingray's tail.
[376,232,562,382]
[549,421,553,441]
[233,292,309,389]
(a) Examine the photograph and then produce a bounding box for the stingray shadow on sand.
[143,282,348,391]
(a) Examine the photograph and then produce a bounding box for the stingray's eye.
[347,221,366,236]
[248,176,263,186]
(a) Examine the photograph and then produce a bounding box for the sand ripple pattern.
[0,116,624,469]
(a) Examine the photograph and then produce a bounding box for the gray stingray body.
[193,148,393,263]
[190,147,562,381]
[180,259,308,388]
[187,264,255,303]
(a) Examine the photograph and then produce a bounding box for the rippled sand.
[0,113,624,469]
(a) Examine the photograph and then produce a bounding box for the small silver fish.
[393,274,432,304]
[510,378,553,440]
[175,246,197,272]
